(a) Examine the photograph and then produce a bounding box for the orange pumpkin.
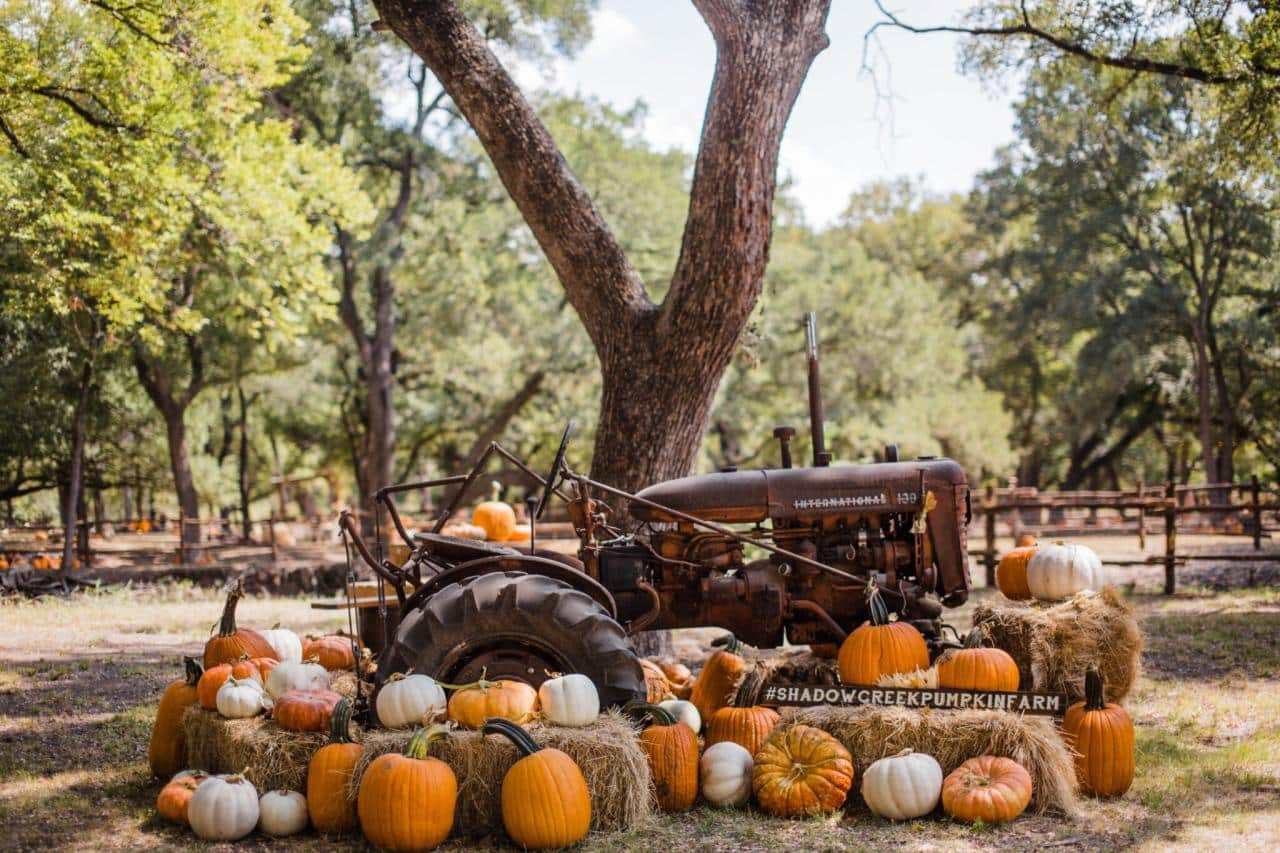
[303,635,357,671]
[203,580,275,668]
[995,545,1037,600]
[640,658,672,702]
[752,724,855,817]
[941,755,1033,824]
[485,719,591,849]
[249,656,278,680]
[705,705,780,757]
[837,588,929,686]
[448,679,538,728]
[1016,533,1037,547]
[197,659,262,710]
[689,634,746,723]
[308,698,362,835]
[148,657,203,778]
[472,500,517,541]
[1062,667,1134,797]
[156,771,209,825]
[358,724,456,850]
[655,659,692,689]
[274,689,344,733]
[628,703,698,812]
[937,628,1021,692]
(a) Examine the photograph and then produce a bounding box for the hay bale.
[181,707,330,791]
[785,705,1079,815]
[973,588,1143,704]
[351,710,652,838]
[735,651,840,706]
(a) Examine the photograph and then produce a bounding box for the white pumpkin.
[188,774,259,841]
[376,674,447,728]
[700,741,754,807]
[259,627,303,663]
[537,674,599,727]
[861,748,943,820]
[258,789,308,836]
[1026,541,1107,601]
[266,660,331,701]
[658,698,701,734]
[217,676,265,719]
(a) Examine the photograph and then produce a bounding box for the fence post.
[984,483,997,587]
[1249,474,1261,550]
[1136,477,1146,551]
[1163,480,1177,595]
[268,513,278,563]
[177,511,186,565]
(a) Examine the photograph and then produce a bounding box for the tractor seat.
[410,532,520,564]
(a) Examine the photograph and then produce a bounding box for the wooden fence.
[969,476,1278,594]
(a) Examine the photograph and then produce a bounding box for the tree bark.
[237,384,258,542]
[372,0,832,495]
[134,339,204,544]
[60,339,98,575]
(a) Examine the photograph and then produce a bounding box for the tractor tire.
[376,571,644,712]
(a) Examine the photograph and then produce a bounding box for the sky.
[513,0,1020,226]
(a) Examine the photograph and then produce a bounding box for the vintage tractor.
[339,315,972,715]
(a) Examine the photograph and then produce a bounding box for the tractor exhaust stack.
[805,312,831,467]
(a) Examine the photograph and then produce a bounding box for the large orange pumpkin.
[705,705,780,757]
[197,658,262,710]
[995,545,1037,600]
[628,703,699,812]
[937,628,1021,692]
[274,689,344,733]
[1062,667,1134,797]
[156,771,209,825]
[148,657,202,778]
[837,588,929,686]
[303,635,357,671]
[472,500,516,541]
[689,634,746,723]
[203,580,275,668]
[485,719,591,849]
[941,756,1033,824]
[307,698,362,835]
[752,724,855,817]
[448,679,538,728]
[358,724,456,851]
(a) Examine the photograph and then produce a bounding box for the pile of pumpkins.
[0,552,76,571]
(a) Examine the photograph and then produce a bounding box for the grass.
[1,579,1278,851]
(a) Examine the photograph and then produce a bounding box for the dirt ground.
[1,537,1277,852]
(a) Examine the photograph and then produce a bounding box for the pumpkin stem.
[963,627,986,649]
[483,718,543,757]
[866,584,890,626]
[711,634,741,654]
[183,656,203,687]
[623,701,677,727]
[216,579,245,638]
[329,698,356,745]
[1084,666,1106,711]
[404,723,451,759]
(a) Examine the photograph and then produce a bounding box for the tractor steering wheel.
[536,420,575,520]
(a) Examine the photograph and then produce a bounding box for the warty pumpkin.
[626,703,699,812]
[484,718,591,849]
[941,755,1032,824]
[656,658,693,689]
[705,705,780,757]
[307,698,362,835]
[937,628,1020,692]
[639,658,672,703]
[156,770,209,825]
[358,724,457,851]
[689,634,746,723]
[303,634,357,671]
[838,587,929,686]
[148,657,203,778]
[203,580,275,668]
[198,658,262,710]
[273,689,344,732]
[995,545,1037,600]
[448,678,538,728]
[1062,667,1134,797]
[752,724,855,817]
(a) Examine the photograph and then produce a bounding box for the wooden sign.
[757,682,1069,717]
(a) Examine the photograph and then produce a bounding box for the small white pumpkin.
[861,748,943,820]
[217,676,265,719]
[376,673,448,728]
[1026,541,1107,601]
[266,660,331,701]
[188,774,259,841]
[259,627,303,663]
[700,741,754,807]
[537,673,599,727]
[258,789,308,836]
[658,698,701,734]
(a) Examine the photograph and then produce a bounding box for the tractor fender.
[403,554,617,619]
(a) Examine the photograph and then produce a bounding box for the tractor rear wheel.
[375,571,644,712]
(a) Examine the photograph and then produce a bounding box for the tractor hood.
[630,459,966,524]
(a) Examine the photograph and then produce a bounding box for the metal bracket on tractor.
[339,314,974,719]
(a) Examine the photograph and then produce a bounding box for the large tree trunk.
[373,0,832,496]
[60,351,95,575]
[162,404,201,545]
[237,385,256,542]
[134,340,204,545]
[1191,332,1216,484]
